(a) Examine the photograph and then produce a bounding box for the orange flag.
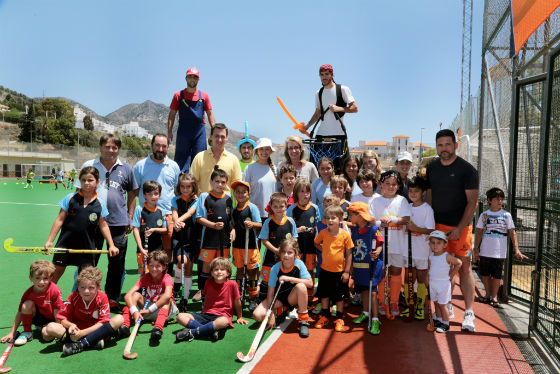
[512,0,560,55]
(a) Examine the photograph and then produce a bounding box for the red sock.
[122,307,131,327]
[21,313,33,332]
[154,308,169,330]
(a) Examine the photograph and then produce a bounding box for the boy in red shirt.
[43,267,124,356]
[175,257,248,342]
[1,260,64,346]
[121,250,178,345]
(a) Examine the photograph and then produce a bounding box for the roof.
[413,142,431,148]
[365,141,387,146]
[392,134,410,138]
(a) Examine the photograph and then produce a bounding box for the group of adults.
[75,63,479,331]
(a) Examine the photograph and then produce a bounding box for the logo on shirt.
[157,219,163,227]
[92,310,99,319]
[310,217,315,224]
[354,239,367,261]
[285,233,293,239]
[89,213,98,222]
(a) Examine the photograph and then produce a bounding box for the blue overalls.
[175,89,207,173]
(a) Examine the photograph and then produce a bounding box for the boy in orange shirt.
[313,205,354,332]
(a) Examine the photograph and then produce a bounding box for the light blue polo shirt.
[133,155,181,215]
[76,157,138,226]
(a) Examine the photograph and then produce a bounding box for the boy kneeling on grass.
[43,267,124,356]
[121,250,178,346]
[1,260,64,346]
[175,257,248,342]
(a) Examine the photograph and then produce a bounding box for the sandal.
[476,296,490,304]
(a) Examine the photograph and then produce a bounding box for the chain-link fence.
[450,0,560,363]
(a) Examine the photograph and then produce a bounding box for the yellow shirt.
[190,148,242,194]
[314,228,354,272]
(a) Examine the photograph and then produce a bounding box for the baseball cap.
[397,151,413,162]
[347,202,373,222]
[231,180,251,194]
[428,230,448,242]
[186,67,200,77]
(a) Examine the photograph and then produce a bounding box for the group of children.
[2,148,526,355]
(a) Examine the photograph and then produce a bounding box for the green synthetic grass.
[0,179,265,374]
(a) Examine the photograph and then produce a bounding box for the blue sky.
[0,0,483,147]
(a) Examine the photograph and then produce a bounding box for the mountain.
[106,100,260,155]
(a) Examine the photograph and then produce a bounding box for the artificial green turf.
[0,179,268,374]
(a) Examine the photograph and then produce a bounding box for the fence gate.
[526,44,560,359]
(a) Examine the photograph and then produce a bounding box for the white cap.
[397,151,413,162]
[254,138,276,152]
[428,230,448,242]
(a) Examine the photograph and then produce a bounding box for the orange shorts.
[162,215,173,250]
[199,248,231,263]
[232,248,261,269]
[435,223,473,257]
[299,253,317,272]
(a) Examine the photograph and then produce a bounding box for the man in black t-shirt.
[426,129,479,332]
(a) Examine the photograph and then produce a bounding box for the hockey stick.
[237,280,284,363]
[123,292,149,360]
[217,216,224,258]
[405,231,414,322]
[426,285,435,332]
[0,332,19,373]
[383,227,394,320]
[3,238,108,254]
[142,227,149,276]
[367,250,375,331]
[240,219,250,309]
[180,228,185,306]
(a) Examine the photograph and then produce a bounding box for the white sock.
[174,267,181,283]
[183,276,193,299]
[363,311,370,317]
[372,317,379,321]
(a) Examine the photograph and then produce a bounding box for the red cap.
[186,67,200,77]
[319,64,333,74]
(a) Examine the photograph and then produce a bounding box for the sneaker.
[192,290,203,301]
[63,341,84,356]
[211,329,226,342]
[400,307,409,318]
[330,305,337,317]
[352,312,368,324]
[14,331,33,346]
[447,303,455,319]
[299,321,310,338]
[351,294,362,306]
[378,302,386,316]
[369,319,381,335]
[117,325,130,339]
[390,303,399,317]
[462,311,476,332]
[311,303,323,314]
[175,328,194,342]
[248,299,259,312]
[334,318,345,332]
[436,323,450,333]
[95,339,104,350]
[150,327,163,344]
[414,306,425,320]
[315,316,329,329]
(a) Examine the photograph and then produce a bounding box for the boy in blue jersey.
[258,192,298,301]
[132,180,168,272]
[230,181,262,310]
[252,238,314,338]
[348,202,384,335]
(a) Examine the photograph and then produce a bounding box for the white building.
[121,121,149,138]
[73,105,86,129]
[359,135,431,161]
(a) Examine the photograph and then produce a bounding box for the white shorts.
[429,280,452,305]
[143,300,179,322]
[388,254,428,270]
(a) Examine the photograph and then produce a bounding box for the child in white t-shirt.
[371,171,411,317]
[404,176,434,320]
[474,187,527,307]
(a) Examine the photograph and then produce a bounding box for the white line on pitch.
[0,201,58,207]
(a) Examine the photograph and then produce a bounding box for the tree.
[83,115,94,131]
[18,105,36,142]
[45,117,76,146]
